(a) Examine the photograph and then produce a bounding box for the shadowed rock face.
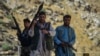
[0,0,100,55]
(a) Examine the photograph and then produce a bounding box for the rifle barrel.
[12,15,21,35]
[65,42,77,52]
[28,2,44,30]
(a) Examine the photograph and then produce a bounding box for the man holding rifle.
[54,15,76,56]
[12,13,35,56]
[12,3,44,56]
[30,11,55,56]
[19,18,34,56]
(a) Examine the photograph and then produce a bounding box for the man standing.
[54,15,76,56]
[30,11,55,56]
[17,18,34,56]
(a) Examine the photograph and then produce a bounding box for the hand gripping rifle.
[12,2,44,39]
[58,35,77,52]
[29,2,44,28]
[63,42,77,52]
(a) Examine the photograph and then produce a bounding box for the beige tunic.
[30,23,55,56]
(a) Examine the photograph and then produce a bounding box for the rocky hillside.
[0,0,100,56]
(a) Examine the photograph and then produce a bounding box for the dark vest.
[31,24,40,50]
[19,29,32,47]
[31,22,52,50]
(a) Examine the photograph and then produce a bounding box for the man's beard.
[64,23,70,26]
[39,20,45,23]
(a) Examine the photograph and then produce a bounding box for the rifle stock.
[64,42,77,52]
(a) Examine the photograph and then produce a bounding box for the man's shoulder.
[56,25,64,30]
[69,26,75,31]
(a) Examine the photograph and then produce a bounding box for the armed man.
[17,18,35,56]
[30,11,55,56]
[54,15,76,56]
[11,3,44,56]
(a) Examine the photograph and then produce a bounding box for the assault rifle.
[25,2,44,37]
[63,42,77,52]
[58,36,77,52]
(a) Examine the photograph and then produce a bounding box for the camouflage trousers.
[20,46,31,56]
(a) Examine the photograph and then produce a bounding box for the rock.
[82,12,100,29]
[84,4,92,13]
[0,1,11,12]
[6,0,17,9]
[94,8,98,13]
[69,0,74,2]
[55,3,64,10]
[44,0,53,5]
[72,10,78,14]
[52,0,57,2]
[0,20,4,24]
[51,17,58,22]
[85,18,93,24]
[93,38,100,46]
[54,11,60,16]
[6,50,15,55]
[52,21,57,25]
[6,20,16,29]
[80,12,89,20]
[6,38,13,44]
[9,35,15,40]
[87,32,92,37]
[89,30,98,40]
[45,8,53,15]
[74,1,80,8]
[0,33,3,41]
[2,23,11,29]
[86,23,91,29]
[0,50,15,55]
[93,18,100,27]
[0,42,3,48]
[16,5,25,10]
[0,28,8,33]
[75,0,85,8]
[55,17,63,23]
[66,1,74,7]
[0,16,4,19]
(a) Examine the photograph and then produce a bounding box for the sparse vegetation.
[2,43,12,51]
[0,19,4,24]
